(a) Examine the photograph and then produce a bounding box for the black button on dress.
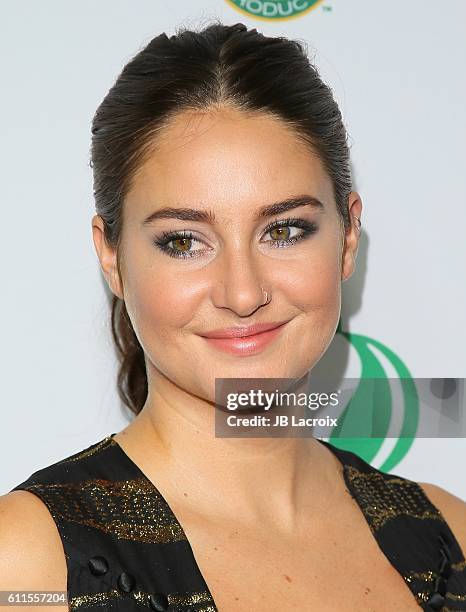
[10,434,466,611]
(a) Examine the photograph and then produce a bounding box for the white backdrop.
[1,1,465,498]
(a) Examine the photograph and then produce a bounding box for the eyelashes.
[152,217,319,260]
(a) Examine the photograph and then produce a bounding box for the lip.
[199,320,290,356]
[200,320,290,339]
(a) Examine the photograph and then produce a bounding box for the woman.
[1,21,465,612]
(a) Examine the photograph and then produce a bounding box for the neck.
[115,370,343,532]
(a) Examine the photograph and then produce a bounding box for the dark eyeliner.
[153,217,318,259]
[262,217,318,247]
[153,230,200,259]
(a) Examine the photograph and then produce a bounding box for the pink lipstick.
[199,320,290,356]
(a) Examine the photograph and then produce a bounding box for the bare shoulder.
[0,491,68,606]
[419,481,466,556]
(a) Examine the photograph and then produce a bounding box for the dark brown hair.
[90,20,352,416]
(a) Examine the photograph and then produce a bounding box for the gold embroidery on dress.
[404,569,436,584]
[446,592,466,602]
[134,589,216,607]
[344,465,445,532]
[403,565,466,606]
[24,477,187,544]
[54,435,114,464]
[452,559,466,572]
[165,591,216,605]
[414,590,432,604]
[69,588,216,611]
[69,588,121,609]
[410,589,466,607]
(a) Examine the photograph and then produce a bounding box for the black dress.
[9,433,466,611]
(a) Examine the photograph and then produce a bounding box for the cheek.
[275,244,342,371]
[127,270,195,339]
[123,257,203,354]
[276,246,342,311]
[122,265,201,382]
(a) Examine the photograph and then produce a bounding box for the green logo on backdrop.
[331,319,419,472]
[225,0,324,21]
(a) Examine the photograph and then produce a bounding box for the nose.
[210,250,270,317]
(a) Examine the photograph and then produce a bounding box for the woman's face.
[94,107,360,402]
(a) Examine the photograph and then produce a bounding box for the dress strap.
[10,435,217,611]
[317,439,466,610]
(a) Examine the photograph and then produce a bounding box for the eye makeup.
[152,217,319,260]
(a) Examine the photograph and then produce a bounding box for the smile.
[199,321,289,356]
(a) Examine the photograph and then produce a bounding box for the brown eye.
[269,226,291,241]
[154,230,205,259]
[172,237,192,253]
[262,218,319,249]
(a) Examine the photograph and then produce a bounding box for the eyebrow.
[141,194,325,226]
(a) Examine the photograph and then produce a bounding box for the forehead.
[125,107,334,218]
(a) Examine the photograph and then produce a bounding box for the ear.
[341,191,363,283]
[91,214,124,300]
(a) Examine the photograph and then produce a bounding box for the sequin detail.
[135,589,216,609]
[69,588,216,611]
[343,465,445,532]
[24,477,187,543]
[405,569,439,584]
[404,569,466,604]
[55,435,114,464]
[447,592,466,602]
[69,588,121,609]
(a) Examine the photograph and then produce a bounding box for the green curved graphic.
[225,0,324,22]
[329,318,419,472]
